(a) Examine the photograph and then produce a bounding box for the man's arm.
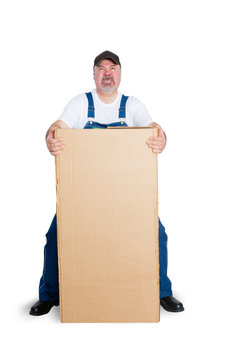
[146,122,167,154]
[45,120,69,156]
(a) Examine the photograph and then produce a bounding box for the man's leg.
[29,215,59,315]
[158,218,173,298]
[158,217,184,312]
[38,214,59,301]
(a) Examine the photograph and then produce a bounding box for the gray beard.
[100,85,116,92]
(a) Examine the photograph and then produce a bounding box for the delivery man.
[30,51,184,316]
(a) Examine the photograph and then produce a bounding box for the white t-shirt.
[58,89,152,129]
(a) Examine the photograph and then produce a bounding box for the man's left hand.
[146,122,167,154]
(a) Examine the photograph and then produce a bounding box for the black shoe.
[160,296,184,312]
[29,300,59,316]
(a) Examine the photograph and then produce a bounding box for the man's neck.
[96,88,119,104]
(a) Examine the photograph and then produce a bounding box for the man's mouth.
[101,76,115,86]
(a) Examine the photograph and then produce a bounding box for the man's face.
[94,59,121,92]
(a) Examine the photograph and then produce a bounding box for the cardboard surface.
[55,128,160,323]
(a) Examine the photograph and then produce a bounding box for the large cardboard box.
[55,128,160,323]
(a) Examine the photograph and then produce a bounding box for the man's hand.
[45,120,69,156]
[146,122,167,154]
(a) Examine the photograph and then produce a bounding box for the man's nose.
[104,69,111,76]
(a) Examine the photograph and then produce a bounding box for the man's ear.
[93,66,97,80]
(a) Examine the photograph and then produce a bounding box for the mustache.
[102,76,115,82]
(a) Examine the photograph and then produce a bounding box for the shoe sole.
[160,304,184,313]
[29,308,52,316]
[29,302,59,316]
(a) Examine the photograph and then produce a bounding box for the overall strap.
[118,95,129,118]
[85,92,95,118]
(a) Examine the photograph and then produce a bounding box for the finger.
[147,139,164,146]
[152,148,162,153]
[150,123,163,134]
[51,150,61,156]
[147,136,162,142]
[48,140,65,147]
[148,133,164,140]
[48,138,66,145]
[48,142,66,151]
[157,127,164,137]
[48,142,65,149]
[46,129,57,142]
[49,145,65,152]
[147,144,163,150]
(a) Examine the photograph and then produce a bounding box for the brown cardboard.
[55,128,159,323]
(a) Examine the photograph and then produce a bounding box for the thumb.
[152,123,163,137]
[46,127,55,142]
[158,127,165,138]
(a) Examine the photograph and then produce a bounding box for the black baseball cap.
[94,51,121,67]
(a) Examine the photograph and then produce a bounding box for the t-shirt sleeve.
[58,94,86,129]
[131,97,152,127]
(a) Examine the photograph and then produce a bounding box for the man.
[30,51,184,316]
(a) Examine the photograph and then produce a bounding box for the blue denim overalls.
[39,92,173,301]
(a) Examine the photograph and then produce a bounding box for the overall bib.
[39,93,172,301]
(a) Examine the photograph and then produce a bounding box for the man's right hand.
[45,120,69,156]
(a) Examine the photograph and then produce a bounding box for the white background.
[1,0,240,359]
